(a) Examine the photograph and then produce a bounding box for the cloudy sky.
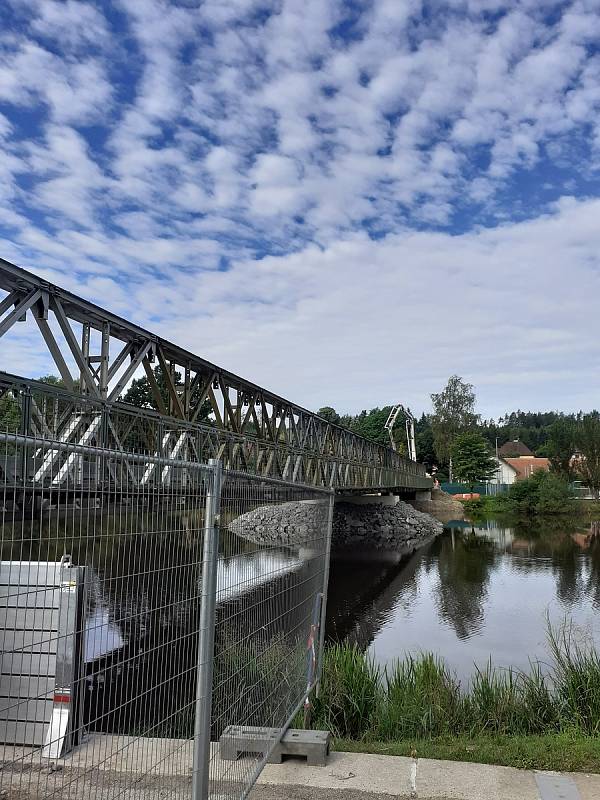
[1,0,599,418]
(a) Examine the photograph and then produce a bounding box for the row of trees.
[318,375,481,480]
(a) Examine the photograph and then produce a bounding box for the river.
[325,517,600,684]
[5,508,599,735]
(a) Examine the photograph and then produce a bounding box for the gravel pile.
[332,500,442,552]
[228,500,329,546]
[228,498,442,554]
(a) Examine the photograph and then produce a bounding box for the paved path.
[3,737,600,799]
[251,750,600,800]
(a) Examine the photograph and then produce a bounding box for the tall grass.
[312,643,381,739]
[548,623,600,734]
[378,653,462,739]
[311,623,600,741]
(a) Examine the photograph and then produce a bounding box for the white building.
[490,457,518,485]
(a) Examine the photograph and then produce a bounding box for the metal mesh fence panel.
[0,423,214,799]
[205,471,333,800]
[0,383,334,800]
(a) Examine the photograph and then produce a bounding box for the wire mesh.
[1,428,213,799]
[0,382,334,800]
[207,470,332,799]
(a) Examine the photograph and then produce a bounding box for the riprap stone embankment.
[228,498,442,561]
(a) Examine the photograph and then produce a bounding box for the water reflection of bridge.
[326,540,434,648]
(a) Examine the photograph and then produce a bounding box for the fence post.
[192,458,222,800]
[20,387,32,482]
[316,490,335,695]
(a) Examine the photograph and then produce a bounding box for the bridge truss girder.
[0,257,431,492]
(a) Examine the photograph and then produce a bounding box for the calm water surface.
[325,518,600,684]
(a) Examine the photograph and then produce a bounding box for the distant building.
[492,457,518,485]
[503,456,550,480]
[490,454,550,485]
[498,439,534,458]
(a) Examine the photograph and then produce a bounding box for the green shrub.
[535,474,577,515]
[462,496,494,516]
[495,471,576,516]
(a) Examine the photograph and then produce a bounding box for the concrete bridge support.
[338,489,432,506]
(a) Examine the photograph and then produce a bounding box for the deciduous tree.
[430,376,479,480]
[317,406,341,425]
[121,365,213,422]
[547,418,575,480]
[574,412,600,499]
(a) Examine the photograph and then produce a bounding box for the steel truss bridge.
[0,257,431,494]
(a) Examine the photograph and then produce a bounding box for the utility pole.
[495,436,500,494]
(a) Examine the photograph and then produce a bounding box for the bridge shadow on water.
[324,540,435,649]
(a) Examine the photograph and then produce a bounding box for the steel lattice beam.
[0,256,431,491]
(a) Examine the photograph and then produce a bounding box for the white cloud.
[29,0,111,48]
[0,40,112,123]
[4,195,599,418]
[155,196,600,417]
[1,1,600,417]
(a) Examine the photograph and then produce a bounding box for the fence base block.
[219,726,331,766]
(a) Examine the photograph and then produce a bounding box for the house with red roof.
[491,440,550,485]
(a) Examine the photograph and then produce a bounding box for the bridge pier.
[414,489,432,502]
[332,497,442,562]
[336,488,432,507]
[335,493,400,507]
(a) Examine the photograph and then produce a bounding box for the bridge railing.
[0,257,430,492]
[0,411,334,800]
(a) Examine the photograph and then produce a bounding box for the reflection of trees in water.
[585,538,600,609]
[326,519,600,675]
[551,538,583,606]
[462,516,600,612]
[434,528,497,640]
[326,530,499,649]
[502,518,592,608]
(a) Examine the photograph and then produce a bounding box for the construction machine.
[384,404,417,461]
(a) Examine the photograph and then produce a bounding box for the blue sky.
[1,0,600,417]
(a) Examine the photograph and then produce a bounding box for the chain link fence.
[0,385,334,800]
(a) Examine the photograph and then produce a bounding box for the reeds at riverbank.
[310,624,600,741]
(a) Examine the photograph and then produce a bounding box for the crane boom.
[384,404,417,461]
